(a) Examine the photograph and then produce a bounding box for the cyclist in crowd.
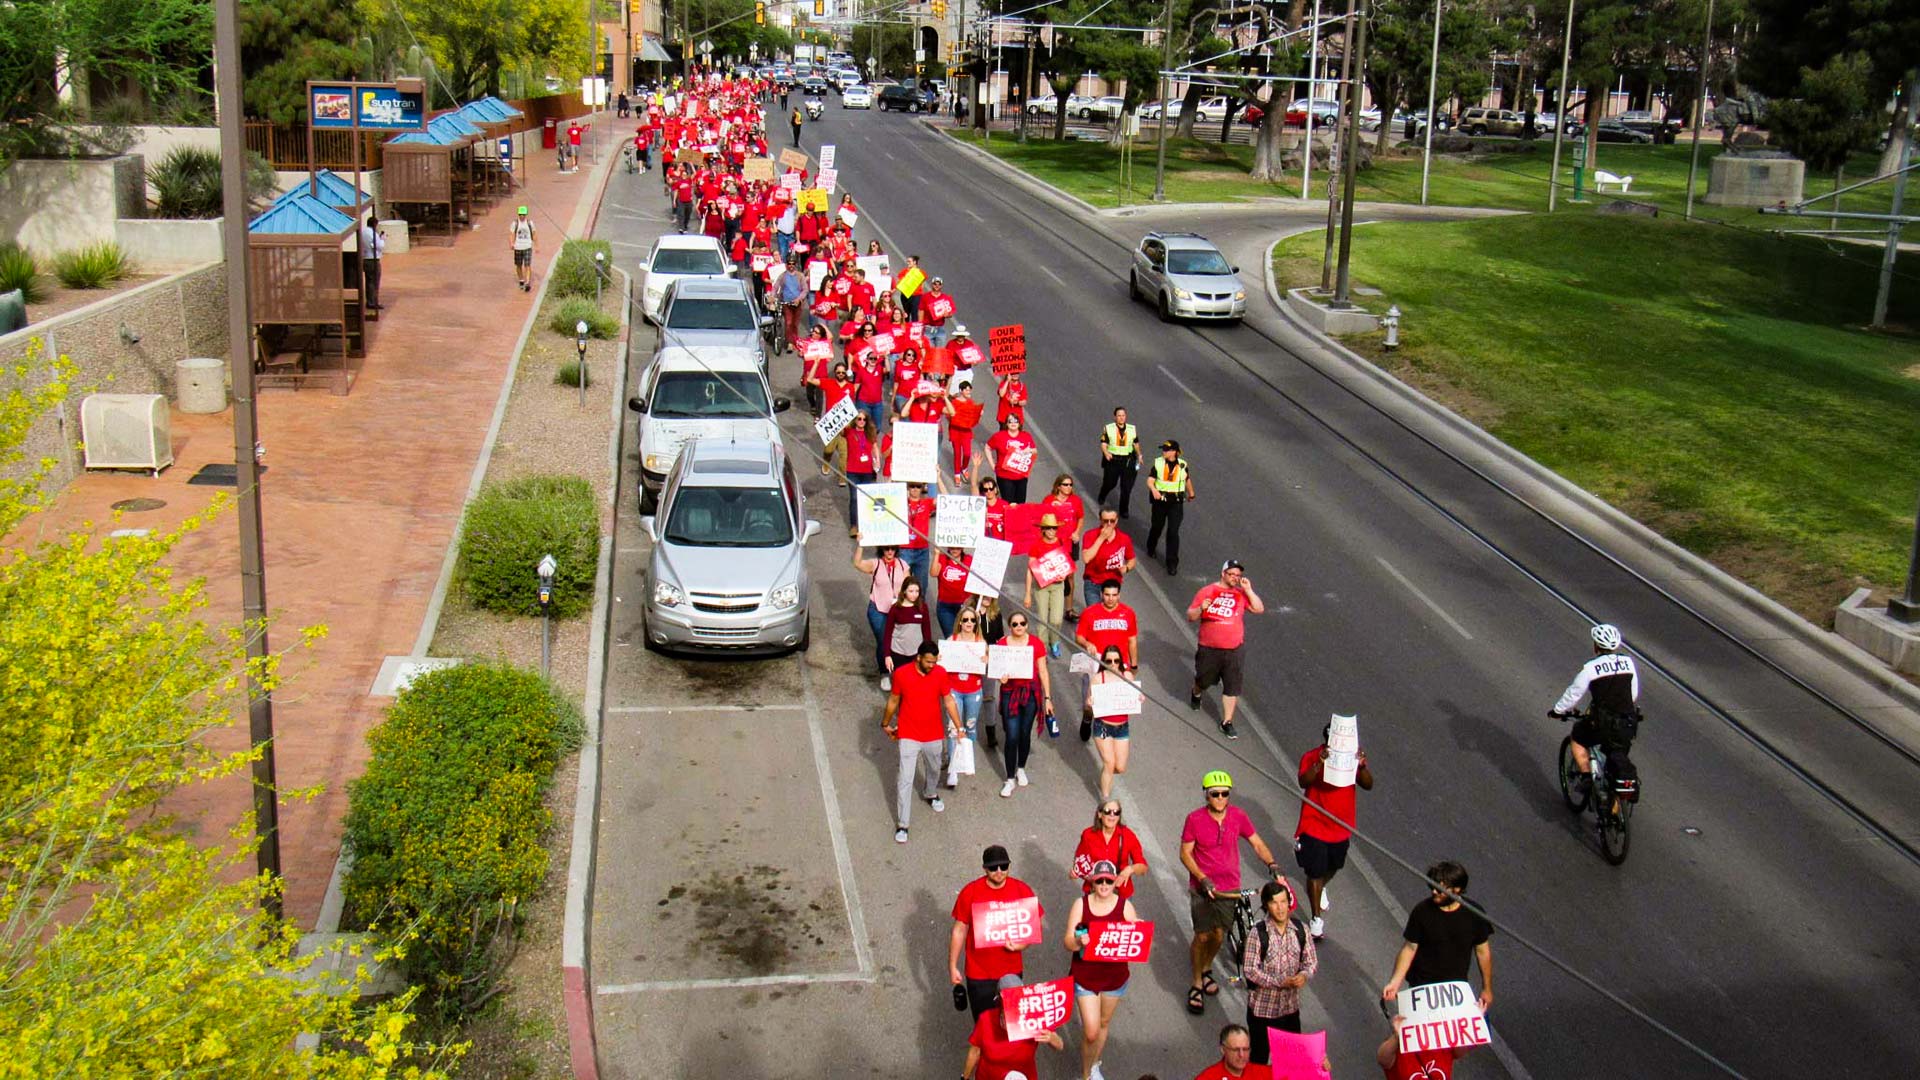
[1179,771,1283,1016]
[1549,623,1641,798]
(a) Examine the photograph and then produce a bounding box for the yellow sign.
[798,188,830,212]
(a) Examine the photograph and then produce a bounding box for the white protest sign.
[856,482,909,547]
[938,639,987,675]
[807,262,830,291]
[1068,651,1100,675]
[780,172,803,191]
[965,537,1011,598]
[1323,713,1360,788]
[856,254,891,293]
[818,166,838,193]
[889,421,940,484]
[839,205,859,228]
[815,395,857,445]
[934,495,987,548]
[1396,981,1491,1054]
[1090,679,1144,717]
[988,642,1035,681]
[819,144,837,170]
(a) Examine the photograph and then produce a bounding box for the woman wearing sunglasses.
[1084,646,1141,800]
[1071,800,1148,902]
[943,601,988,789]
[1063,860,1139,1080]
[992,611,1050,797]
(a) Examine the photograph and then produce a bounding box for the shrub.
[457,474,598,617]
[342,662,583,1019]
[548,296,619,339]
[149,146,278,218]
[52,242,132,289]
[0,244,45,304]
[553,360,586,387]
[549,238,613,298]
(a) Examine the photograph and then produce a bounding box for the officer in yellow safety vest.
[1146,439,1194,576]
[1096,406,1142,519]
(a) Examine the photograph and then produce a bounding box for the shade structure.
[246,191,365,392]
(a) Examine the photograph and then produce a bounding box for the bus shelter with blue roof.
[246,190,365,393]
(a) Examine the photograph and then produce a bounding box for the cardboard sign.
[970,896,1041,949]
[1089,679,1143,717]
[819,143,837,170]
[751,253,775,272]
[1068,652,1101,675]
[807,262,831,291]
[1324,713,1360,788]
[815,395,857,445]
[934,495,988,548]
[817,167,838,193]
[938,638,987,675]
[896,265,926,298]
[1030,548,1072,588]
[779,172,804,192]
[989,324,1028,377]
[743,157,776,180]
[1084,919,1154,962]
[1002,978,1074,1041]
[677,148,706,166]
[798,188,829,212]
[988,642,1035,681]
[778,148,809,171]
[966,537,1011,597]
[1270,1031,1331,1080]
[889,421,940,484]
[840,206,859,227]
[1396,981,1491,1054]
[856,482,909,547]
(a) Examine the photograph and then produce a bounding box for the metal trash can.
[176,357,228,414]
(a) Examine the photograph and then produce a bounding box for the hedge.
[547,296,619,339]
[457,474,598,617]
[549,238,613,299]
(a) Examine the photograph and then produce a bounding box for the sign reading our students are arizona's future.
[989,324,1027,376]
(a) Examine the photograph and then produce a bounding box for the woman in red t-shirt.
[842,412,879,535]
[1024,513,1075,656]
[891,347,923,416]
[963,1006,1062,1080]
[979,415,1038,504]
[1084,647,1142,799]
[978,477,1008,539]
[996,371,1029,427]
[934,548,973,636]
[1072,796,1149,899]
[1063,865,1140,1080]
[945,382,985,488]
[1039,473,1086,613]
[799,327,833,419]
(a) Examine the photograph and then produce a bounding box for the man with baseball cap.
[1146,439,1194,575]
[1187,560,1265,739]
[1180,771,1282,1015]
[510,206,536,292]
[950,844,1043,1019]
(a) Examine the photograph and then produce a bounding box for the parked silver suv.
[1128,232,1247,323]
[643,437,818,654]
[656,276,775,366]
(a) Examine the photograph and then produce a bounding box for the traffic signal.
[931,0,946,13]
[755,0,765,22]
[813,0,824,13]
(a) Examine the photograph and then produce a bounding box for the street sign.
[700,39,714,55]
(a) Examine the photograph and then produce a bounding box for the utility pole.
[1418,0,1441,205]
[1020,23,1036,142]
[1332,0,1369,304]
[1546,0,1575,212]
[1151,0,1175,201]
[1682,0,1714,219]
[212,0,281,918]
[1321,0,1357,290]
[1873,139,1912,329]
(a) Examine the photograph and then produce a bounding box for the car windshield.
[663,486,793,547]
[1167,250,1233,275]
[652,249,726,275]
[667,298,757,330]
[649,371,770,418]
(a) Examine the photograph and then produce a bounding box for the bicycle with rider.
[1549,623,1641,796]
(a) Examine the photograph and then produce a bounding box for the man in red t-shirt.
[1296,717,1374,939]
[1074,580,1139,737]
[920,276,957,345]
[966,1006,1063,1080]
[1079,509,1137,611]
[949,844,1042,1019]
[1186,559,1266,740]
[882,643,959,844]
[1377,1016,1456,1080]
[1192,1023,1275,1079]
[900,481,935,588]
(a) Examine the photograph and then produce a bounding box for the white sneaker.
[1000,779,1016,798]
[1320,885,1331,911]
[929,796,945,813]
[1309,916,1326,938]
[1090,1064,1107,1080]
[1016,768,1030,787]
[894,827,909,843]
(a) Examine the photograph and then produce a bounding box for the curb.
[917,120,1102,217]
[1258,232,1920,715]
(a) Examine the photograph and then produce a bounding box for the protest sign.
[1003,501,1046,556]
[803,337,835,365]
[819,143,836,169]
[1084,919,1154,963]
[1068,652,1100,675]
[889,421,940,484]
[677,148,706,166]
[1270,1031,1331,1079]
[896,265,926,297]
[1030,547,1072,588]
[938,639,987,675]
[817,166,838,193]
[815,395,857,445]
[1324,713,1360,788]
[807,262,830,291]
[871,331,895,356]
[969,896,1041,950]
[1002,978,1074,1041]
[1396,981,1491,1054]
[779,172,803,191]
[989,324,1028,376]
[965,537,1011,597]
[988,643,1035,681]
[798,188,829,212]
[778,148,809,171]
[840,206,859,227]
[934,495,988,548]
[1089,679,1144,717]
[856,482,909,547]
[751,253,775,273]
[856,254,891,293]
[743,157,776,180]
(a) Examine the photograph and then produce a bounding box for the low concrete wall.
[1,156,146,251]
[74,124,221,167]
[0,263,227,493]
[1704,155,1805,207]
[1286,287,1382,334]
[116,217,225,271]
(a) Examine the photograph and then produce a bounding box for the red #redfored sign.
[1002,977,1074,1040]
[971,896,1041,949]
[1084,919,1155,963]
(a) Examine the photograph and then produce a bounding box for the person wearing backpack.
[1240,879,1318,1066]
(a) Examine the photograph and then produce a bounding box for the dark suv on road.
[879,80,937,112]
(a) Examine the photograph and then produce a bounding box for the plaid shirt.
[1242,916,1318,1019]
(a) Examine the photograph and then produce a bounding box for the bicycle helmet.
[1590,623,1623,651]
[1201,769,1233,790]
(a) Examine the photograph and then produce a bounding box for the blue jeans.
[1000,693,1038,776]
[857,400,887,436]
[928,324,953,348]
[1083,577,1113,611]
[847,471,876,523]
[865,602,888,672]
[954,689,983,737]
[900,546,930,590]
[937,600,964,637]
[775,232,794,260]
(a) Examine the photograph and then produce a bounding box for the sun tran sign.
[308,80,428,131]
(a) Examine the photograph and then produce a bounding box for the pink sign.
[1002,978,1073,1041]
[970,896,1041,950]
[803,339,834,363]
[1084,919,1154,963]
[1269,1029,1331,1079]
[1030,548,1072,588]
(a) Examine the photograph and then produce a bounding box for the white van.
[630,345,789,513]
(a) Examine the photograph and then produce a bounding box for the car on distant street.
[842,85,873,109]
[800,76,829,97]
[638,234,733,324]
[1570,118,1656,143]
[879,80,937,112]
[1361,106,1412,131]
[1137,99,1182,120]
[1026,94,1059,116]
[1458,107,1528,136]
[1286,98,1342,126]
[1075,96,1127,121]
[1128,231,1247,323]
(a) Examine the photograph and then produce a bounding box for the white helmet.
[1590,623,1623,651]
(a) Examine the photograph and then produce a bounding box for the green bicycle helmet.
[1201,769,1233,790]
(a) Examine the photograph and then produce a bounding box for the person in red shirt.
[978,477,1009,539]
[890,347,923,415]
[979,415,1038,504]
[882,643,959,844]
[900,481,936,588]
[1072,799,1148,900]
[920,276,958,345]
[1038,474,1085,612]
[671,167,696,233]
[996,370,1029,427]
[1296,718,1374,939]
[934,547,973,636]
[852,349,888,434]
[842,412,879,534]
[1186,559,1266,740]
[1377,1015,1456,1080]
[946,382,986,488]
[963,1005,1063,1080]
[1192,1024,1275,1080]
[1023,514,1075,658]
[848,267,876,314]
[949,844,1043,1018]
[949,324,987,387]
[1080,508,1137,612]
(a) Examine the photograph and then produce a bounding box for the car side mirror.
[1231,265,1240,274]
[772,396,792,413]
[803,520,821,541]
[628,396,646,412]
[641,515,657,541]
[726,265,738,275]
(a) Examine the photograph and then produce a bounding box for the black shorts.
[513,248,532,268]
[1194,645,1244,697]
[1294,834,1349,880]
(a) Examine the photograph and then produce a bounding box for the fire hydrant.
[1382,305,1401,349]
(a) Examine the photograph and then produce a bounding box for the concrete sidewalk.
[24,112,619,926]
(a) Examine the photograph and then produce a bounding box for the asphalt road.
[771,106,1920,1077]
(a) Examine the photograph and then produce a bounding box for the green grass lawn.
[1271,214,1920,621]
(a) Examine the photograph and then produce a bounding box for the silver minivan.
[642,437,818,654]
[656,276,776,368]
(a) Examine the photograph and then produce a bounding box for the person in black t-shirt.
[1380,860,1493,1016]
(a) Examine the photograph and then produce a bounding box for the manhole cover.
[111,497,167,512]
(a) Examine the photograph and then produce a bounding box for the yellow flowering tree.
[0,342,458,1077]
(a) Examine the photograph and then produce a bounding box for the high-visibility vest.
[1102,423,1138,456]
[1151,457,1188,493]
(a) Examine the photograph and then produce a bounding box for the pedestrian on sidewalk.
[1145,439,1193,574]
[1065,861,1139,1080]
[1380,860,1494,1021]
[1240,879,1317,1065]
[882,642,961,844]
[1179,771,1282,1016]
[359,211,385,313]
[510,206,535,292]
[1186,560,1264,740]
[854,544,911,675]
[881,577,935,692]
[993,612,1051,797]
[1295,717,1374,938]
[950,844,1042,1018]
[1097,407,1142,517]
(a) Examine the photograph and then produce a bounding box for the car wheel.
[910,101,921,113]
[641,614,663,654]
[1158,292,1175,323]
[1128,269,1140,301]
[1470,125,1486,136]
[795,616,811,653]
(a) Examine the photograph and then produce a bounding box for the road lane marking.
[1040,266,1068,287]
[800,664,875,977]
[596,970,874,995]
[963,207,985,222]
[883,149,897,160]
[1374,556,1476,640]
[1156,363,1203,403]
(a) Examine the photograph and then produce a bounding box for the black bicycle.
[1557,713,1638,865]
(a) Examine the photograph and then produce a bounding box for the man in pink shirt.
[1179,770,1281,1016]
[1186,559,1265,739]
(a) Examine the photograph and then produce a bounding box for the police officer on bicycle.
[1549,623,1641,797]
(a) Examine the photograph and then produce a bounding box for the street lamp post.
[1547,0,1576,212]
[1683,0,1715,219]
[1419,0,1443,205]
[1331,0,1370,305]
[1151,0,1175,201]
[537,554,557,677]
[575,319,590,408]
